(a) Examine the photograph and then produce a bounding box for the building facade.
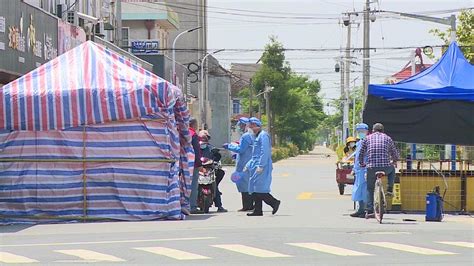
[0,0,155,87]
[206,55,231,147]
[0,0,60,85]
[121,1,180,81]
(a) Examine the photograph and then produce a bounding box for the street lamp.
[172,26,202,85]
[200,49,225,127]
[381,11,456,42]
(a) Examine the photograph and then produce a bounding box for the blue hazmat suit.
[227,132,254,192]
[246,130,273,194]
[352,140,368,202]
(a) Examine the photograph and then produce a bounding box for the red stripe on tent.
[151,80,159,104]
[68,50,79,128]
[54,56,63,129]
[83,44,93,124]
[110,52,125,120]
[138,66,153,113]
[64,46,80,127]
[39,66,48,130]
[128,60,140,117]
[164,81,169,107]
[0,86,4,129]
[97,53,110,122]
[11,81,19,130]
[25,73,34,130]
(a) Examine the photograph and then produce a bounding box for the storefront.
[0,1,59,85]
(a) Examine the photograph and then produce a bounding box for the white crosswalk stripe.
[287,242,372,256]
[361,242,457,255]
[0,252,38,264]
[437,241,474,249]
[54,249,125,262]
[134,247,210,260]
[212,244,292,258]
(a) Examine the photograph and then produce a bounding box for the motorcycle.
[197,148,224,213]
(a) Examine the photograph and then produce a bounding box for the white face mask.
[349,142,356,148]
[247,128,254,135]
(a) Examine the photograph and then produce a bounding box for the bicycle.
[373,171,387,224]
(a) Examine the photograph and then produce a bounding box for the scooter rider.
[223,117,255,211]
[199,130,228,213]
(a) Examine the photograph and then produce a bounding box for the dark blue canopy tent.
[363,42,474,145]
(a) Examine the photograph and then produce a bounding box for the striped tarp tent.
[0,41,194,222]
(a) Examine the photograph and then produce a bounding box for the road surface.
[1,147,473,265]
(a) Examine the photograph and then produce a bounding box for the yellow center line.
[297,192,314,200]
[135,247,210,260]
[0,252,38,264]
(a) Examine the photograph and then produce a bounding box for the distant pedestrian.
[223,117,255,211]
[359,123,399,218]
[245,117,281,216]
[350,123,369,218]
[189,118,203,214]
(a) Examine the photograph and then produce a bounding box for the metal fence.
[391,143,474,214]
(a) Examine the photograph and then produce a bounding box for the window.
[232,99,241,114]
[121,27,129,50]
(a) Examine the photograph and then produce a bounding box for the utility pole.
[362,0,370,107]
[343,14,352,140]
[115,0,122,47]
[249,78,254,117]
[200,49,225,127]
[264,85,273,141]
[256,86,273,141]
[351,77,358,136]
[339,60,345,141]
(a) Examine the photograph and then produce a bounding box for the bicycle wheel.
[374,180,384,223]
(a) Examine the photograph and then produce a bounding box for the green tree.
[242,36,326,151]
[276,75,325,150]
[430,9,474,63]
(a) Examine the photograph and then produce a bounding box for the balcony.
[122,2,179,30]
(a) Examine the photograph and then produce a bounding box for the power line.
[150,1,342,17]
[126,44,459,52]
[127,2,338,25]
[149,1,339,20]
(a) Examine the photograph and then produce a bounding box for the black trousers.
[241,192,254,210]
[252,193,278,214]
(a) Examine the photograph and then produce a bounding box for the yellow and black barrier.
[394,169,474,213]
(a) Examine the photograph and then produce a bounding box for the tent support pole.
[82,125,87,222]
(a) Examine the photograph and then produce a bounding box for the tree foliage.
[242,37,325,151]
[430,9,474,63]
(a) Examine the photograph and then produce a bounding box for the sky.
[207,0,472,110]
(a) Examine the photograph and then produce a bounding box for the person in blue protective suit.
[350,123,369,218]
[223,117,255,211]
[245,117,281,217]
